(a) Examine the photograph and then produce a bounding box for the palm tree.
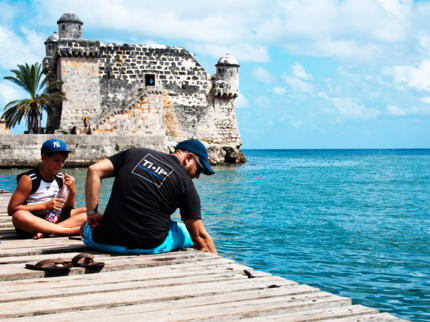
[2,62,65,133]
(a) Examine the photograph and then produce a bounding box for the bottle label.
[46,212,59,224]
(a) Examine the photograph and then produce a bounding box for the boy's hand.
[45,198,65,211]
[64,174,76,192]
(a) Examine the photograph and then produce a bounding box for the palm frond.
[3,62,63,132]
[38,72,53,91]
[3,76,26,91]
[3,99,24,111]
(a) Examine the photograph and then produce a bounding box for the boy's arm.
[7,176,64,216]
[63,174,76,209]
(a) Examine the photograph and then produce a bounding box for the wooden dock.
[0,193,407,321]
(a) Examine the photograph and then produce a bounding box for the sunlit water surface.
[1,149,429,321]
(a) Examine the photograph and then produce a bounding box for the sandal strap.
[35,258,66,268]
[72,253,94,265]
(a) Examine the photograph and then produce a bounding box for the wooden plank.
[322,313,409,322]
[0,228,14,233]
[0,270,271,303]
[226,305,379,321]
[0,237,83,249]
[0,258,244,294]
[0,223,13,229]
[0,243,91,258]
[0,252,225,280]
[74,293,351,322]
[0,287,322,322]
[0,276,299,318]
[0,277,322,318]
[0,287,319,322]
[0,260,251,293]
[0,233,18,240]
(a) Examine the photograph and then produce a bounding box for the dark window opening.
[62,25,65,30]
[79,25,81,30]
[107,72,111,79]
[145,74,155,86]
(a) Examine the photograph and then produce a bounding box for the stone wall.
[0,134,164,167]
[0,120,10,134]
[53,43,242,148]
[0,134,246,167]
[59,56,101,131]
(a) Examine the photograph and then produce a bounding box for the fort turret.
[44,32,58,57]
[215,54,239,97]
[57,12,83,39]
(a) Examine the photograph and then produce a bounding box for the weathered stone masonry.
[39,12,245,165]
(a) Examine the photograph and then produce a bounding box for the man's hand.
[184,218,218,255]
[63,174,76,193]
[87,212,103,231]
[45,198,65,211]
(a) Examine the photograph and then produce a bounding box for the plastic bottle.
[45,185,68,224]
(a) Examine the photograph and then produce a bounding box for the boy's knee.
[12,211,31,225]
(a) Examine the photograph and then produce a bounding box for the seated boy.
[8,139,87,239]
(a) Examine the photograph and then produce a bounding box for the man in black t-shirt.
[80,139,217,255]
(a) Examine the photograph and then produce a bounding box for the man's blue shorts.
[82,221,193,255]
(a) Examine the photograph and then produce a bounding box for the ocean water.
[1,149,429,321]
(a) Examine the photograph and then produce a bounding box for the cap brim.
[201,158,215,175]
[42,149,71,154]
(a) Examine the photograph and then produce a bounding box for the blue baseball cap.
[41,139,71,155]
[176,139,215,175]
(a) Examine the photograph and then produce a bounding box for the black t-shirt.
[92,148,201,249]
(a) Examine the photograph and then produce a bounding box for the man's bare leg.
[13,210,87,239]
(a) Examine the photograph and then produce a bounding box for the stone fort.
[42,12,245,164]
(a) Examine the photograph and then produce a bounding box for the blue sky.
[1,0,430,149]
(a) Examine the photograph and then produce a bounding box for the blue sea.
[1,149,429,321]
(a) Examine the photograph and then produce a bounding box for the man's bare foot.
[33,232,47,239]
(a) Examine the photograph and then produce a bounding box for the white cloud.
[0,25,46,70]
[384,59,430,92]
[290,121,303,128]
[282,63,314,92]
[311,124,325,132]
[31,0,428,64]
[386,104,407,116]
[235,94,249,108]
[319,92,380,118]
[386,104,430,116]
[291,63,311,80]
[284,76,314,93]
[188,43,270,63]
[251,67,276,83]
[421,96,430,104]
[273,87,287,95]
[254,96,271,108]
[0,80,26,111]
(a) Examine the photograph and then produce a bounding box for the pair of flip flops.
[25,253,104,271]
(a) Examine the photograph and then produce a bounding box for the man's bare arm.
[85,158,115,230]
[184,218,218,255]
